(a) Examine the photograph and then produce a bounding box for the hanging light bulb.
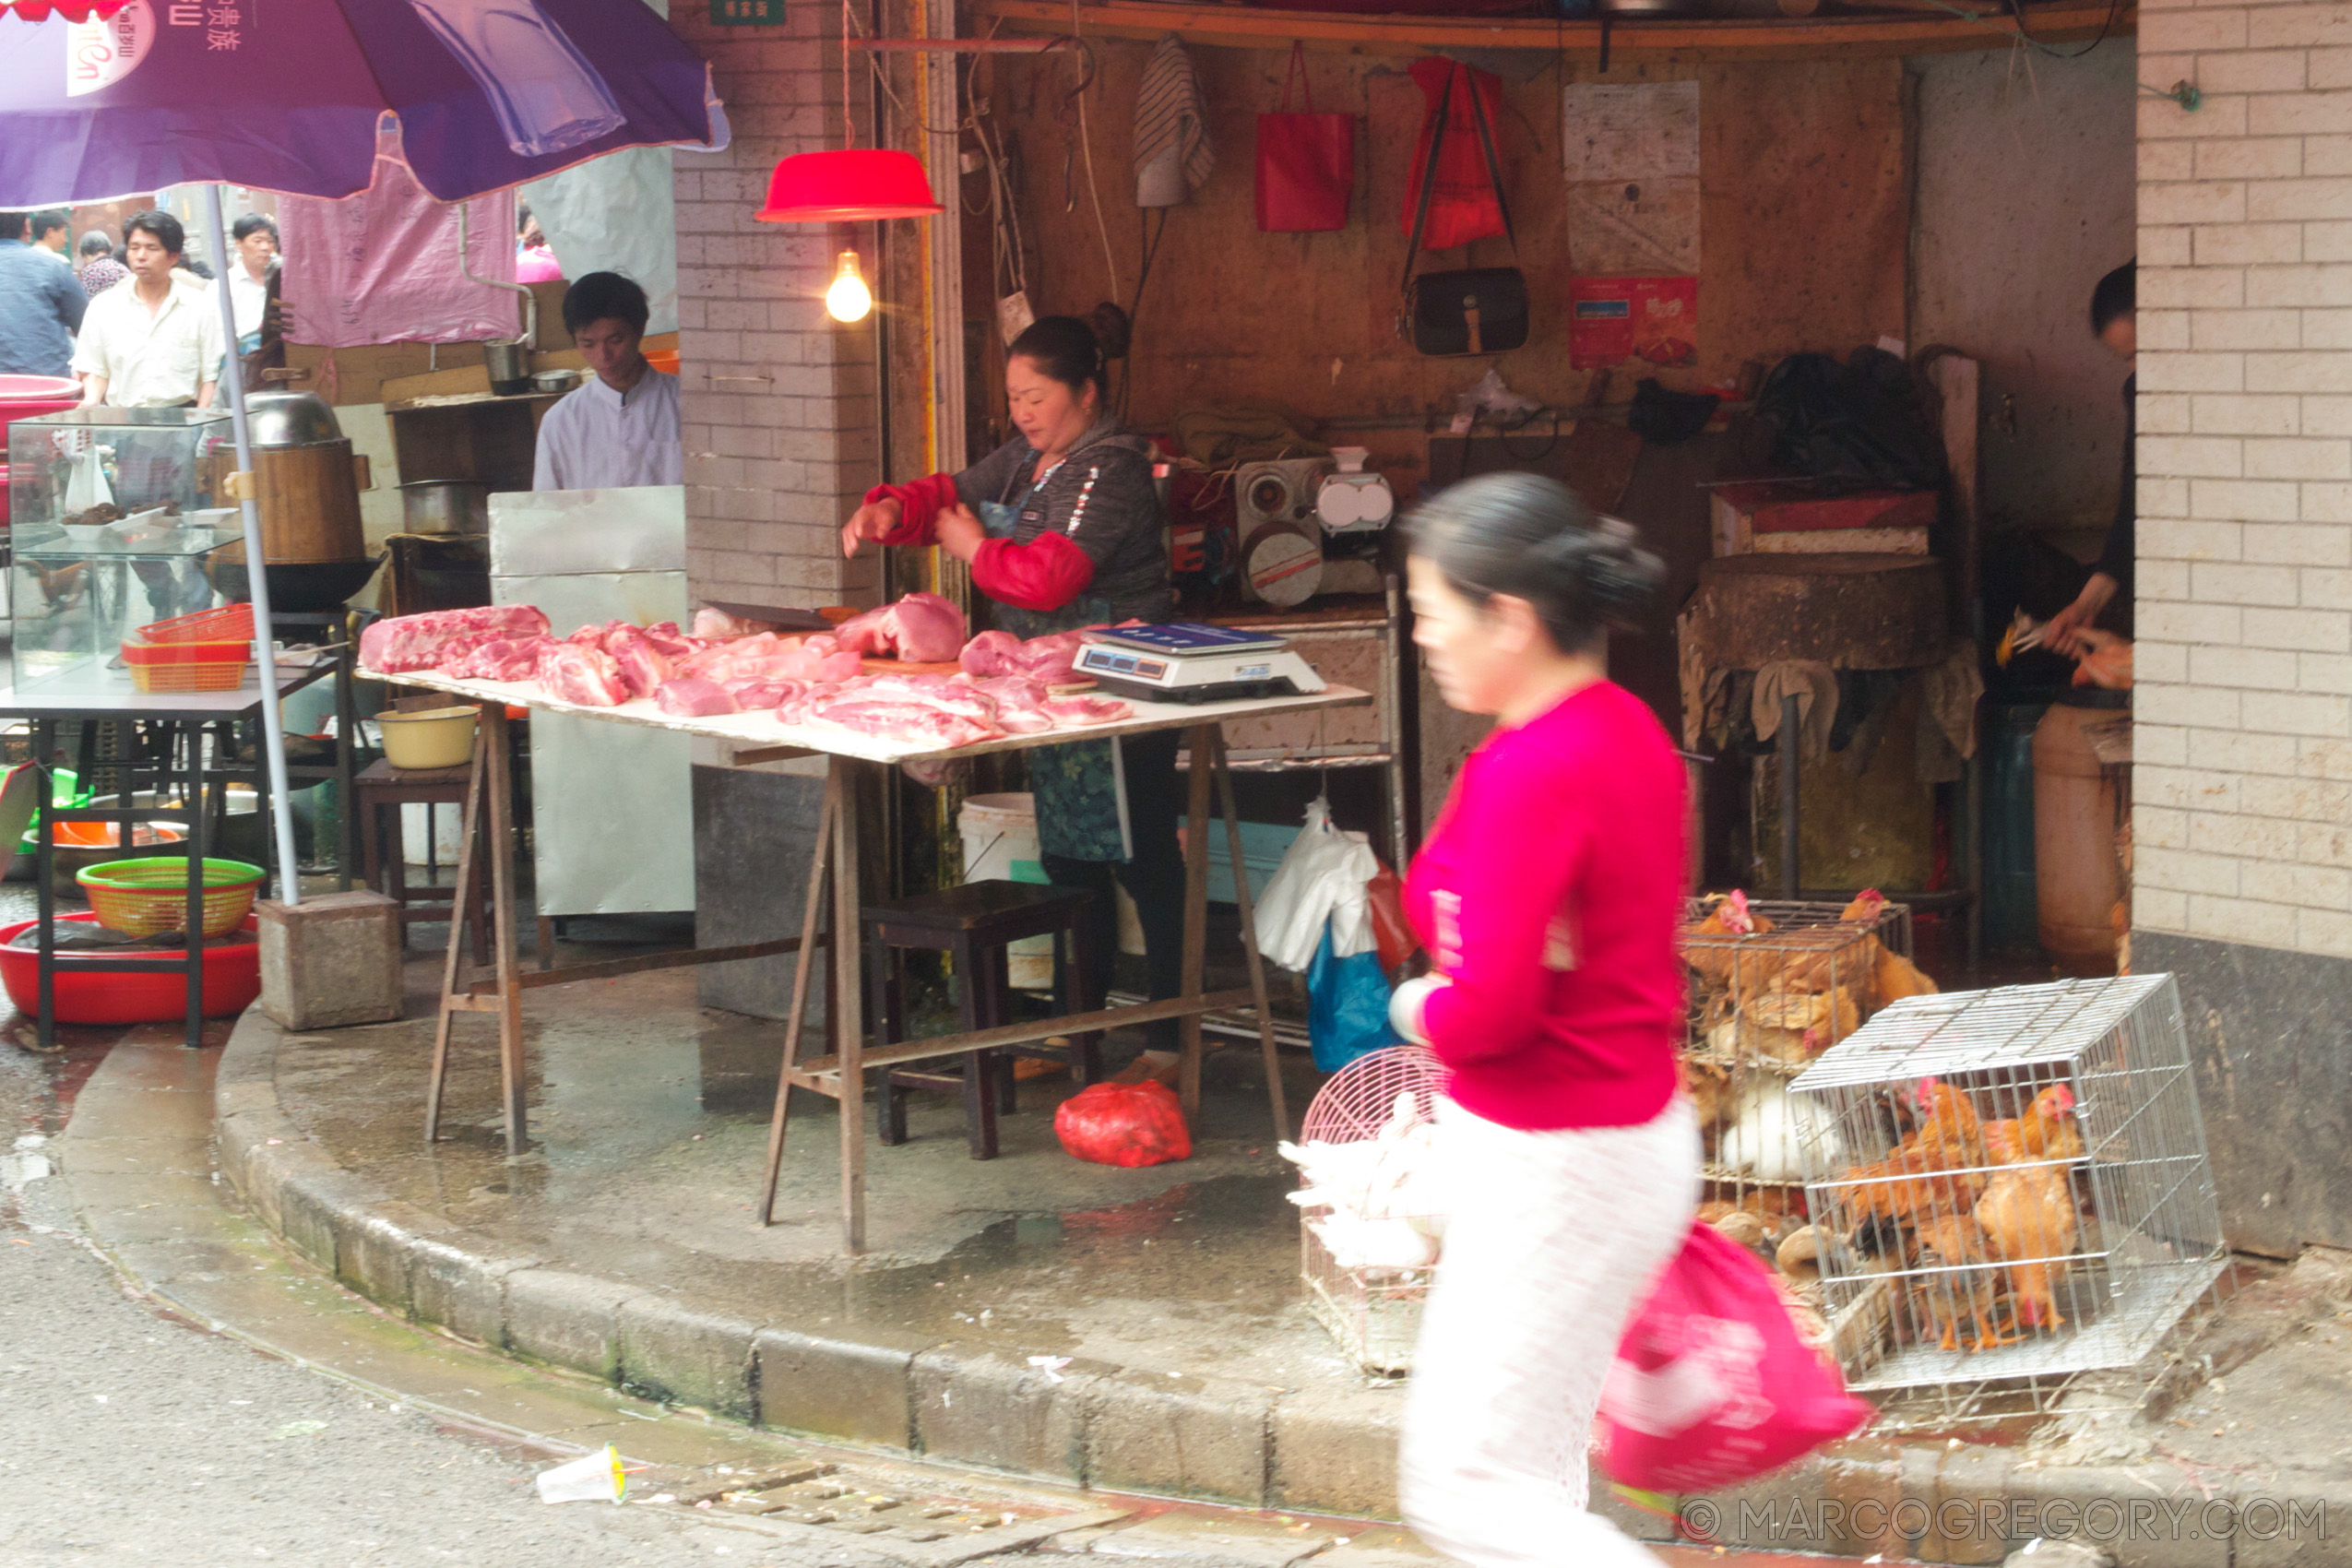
[824,250,873,324]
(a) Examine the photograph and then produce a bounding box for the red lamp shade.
[755,148,943,223]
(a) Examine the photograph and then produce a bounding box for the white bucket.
[959,792,1055,992]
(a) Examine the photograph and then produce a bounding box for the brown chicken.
[1981,1084,2085,1167]
[1841,1079,1989,1227]
[1906,1211,2010,1352]
[1975,1159,2081,1334]
[1684,890,1780,992]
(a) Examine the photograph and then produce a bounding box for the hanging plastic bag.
[1366,861,1415,973]
[1307,925,1402,1073]
[1595,1223,1871,1494]
[1256,42,1355,233]
[1399,57,1508,252]
[1055,1080,1193,1169]
[1253,797,1381,971]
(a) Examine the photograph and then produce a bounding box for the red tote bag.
[1255,42,1356,232]
[1399,57,1507,253]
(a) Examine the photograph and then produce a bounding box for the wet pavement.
[270,956,1369,1396]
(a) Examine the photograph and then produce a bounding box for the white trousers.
[1400,1095,1700,1568]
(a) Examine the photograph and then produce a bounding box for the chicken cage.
[1680,894,1924,1221]
[1787,975,2228,1428]
[1288,1045,1444,1377]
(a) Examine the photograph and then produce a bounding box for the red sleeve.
[861,472,961,546]
[1419,749,1590,1065]
[971,532,1097,612]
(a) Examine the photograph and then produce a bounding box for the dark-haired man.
[71,208,224,408]
[28,209,70,265]
[2045,261,2136,655]
[531,270,680,490]
[0,208,85,377]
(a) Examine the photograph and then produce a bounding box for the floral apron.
[979,487,1128,864]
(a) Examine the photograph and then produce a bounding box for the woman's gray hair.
[1405,471,1661,652]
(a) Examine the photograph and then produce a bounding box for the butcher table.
[364,663,1371,1252]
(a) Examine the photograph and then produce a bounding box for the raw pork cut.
[835,592,968,663]
[654,677,738,718]
[692,608,777,640]
[604,624,675,698]
[727,678,810,711]
[639,621,703,658]
[536,644,627,707]
[1042,693,1133,726]
[970,675,1055,734]
[776,671,1003,751]
[958,627,1088,685]
[447,636,553,682]
[566,624,609,648]
[359,605,551,672]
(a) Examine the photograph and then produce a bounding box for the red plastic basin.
[0,912,261,1025]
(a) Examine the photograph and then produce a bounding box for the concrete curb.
[212,1010,2352,1562]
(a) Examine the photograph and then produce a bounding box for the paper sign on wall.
[1563,81,1701,279]
[1570,277,1699,371]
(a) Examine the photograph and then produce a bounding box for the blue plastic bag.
[1307,924,1401,1073]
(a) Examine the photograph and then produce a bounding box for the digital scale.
[1074,623,1327,704]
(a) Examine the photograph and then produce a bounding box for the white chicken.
[1283,1091,1445,1271]
[1715,1077,1846,1184]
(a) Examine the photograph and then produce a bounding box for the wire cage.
[1679,895,1921,1226]
[1788,975,2228,1429]
[1289,1045,1445,1377]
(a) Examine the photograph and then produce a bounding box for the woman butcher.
[840,315,1183,1078]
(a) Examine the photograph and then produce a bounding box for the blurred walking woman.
[1390,473,1699,1567]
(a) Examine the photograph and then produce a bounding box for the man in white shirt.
[532,271,681,491]
[29,209,71,267]
[72,209,225,409]
[221,213,279,354]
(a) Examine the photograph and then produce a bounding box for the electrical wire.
[1064,0,1122,303]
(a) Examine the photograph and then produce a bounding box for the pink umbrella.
[0,0,728,901]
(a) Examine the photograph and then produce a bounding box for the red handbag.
[1399,57,1508,252]
[1255,42,1355,232]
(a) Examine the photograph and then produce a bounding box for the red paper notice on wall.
[1570,277,1699,371]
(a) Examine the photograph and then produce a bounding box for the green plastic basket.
[77,857,266,937]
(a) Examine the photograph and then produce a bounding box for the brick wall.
[668,4,881,610]
[2135,0,2352,960]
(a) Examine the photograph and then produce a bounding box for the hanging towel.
[1751,660,1839,762]
[1134,35,1214,208]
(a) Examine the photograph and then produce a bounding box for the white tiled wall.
[2136,0,2352,958]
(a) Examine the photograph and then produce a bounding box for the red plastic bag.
[1595,1222,1871,1493]
[1399,58,1507,253]
[1256,42,1355,233]
[1366,861,1416,973]
[1054,1081,1194,1169]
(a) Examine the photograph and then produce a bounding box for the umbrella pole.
[204,185,301,908]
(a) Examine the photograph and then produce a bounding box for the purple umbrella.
[0,0,726,204]
[0,0,727,902]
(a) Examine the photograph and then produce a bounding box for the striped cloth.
[1133,35,1213,208]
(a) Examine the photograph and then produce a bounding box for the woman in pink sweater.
[1391,472,1697,1567]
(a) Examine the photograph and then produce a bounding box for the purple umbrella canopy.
[0,0,728,205]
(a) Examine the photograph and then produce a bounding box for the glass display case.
[7,408,246,695]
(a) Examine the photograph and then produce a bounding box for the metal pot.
[483,341,532,396]
[399,480,490,536]
[241,390,342,447]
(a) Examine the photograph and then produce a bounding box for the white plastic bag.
[1253,797,1380,971]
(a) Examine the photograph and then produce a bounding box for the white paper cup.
[535,1443,624,1504]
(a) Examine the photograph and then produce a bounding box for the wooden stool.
[354,756,490,962]
[866,882,1099,1159]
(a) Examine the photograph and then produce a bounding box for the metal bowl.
[241,390,343,447]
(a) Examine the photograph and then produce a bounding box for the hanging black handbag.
[1399,65,1527,358]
